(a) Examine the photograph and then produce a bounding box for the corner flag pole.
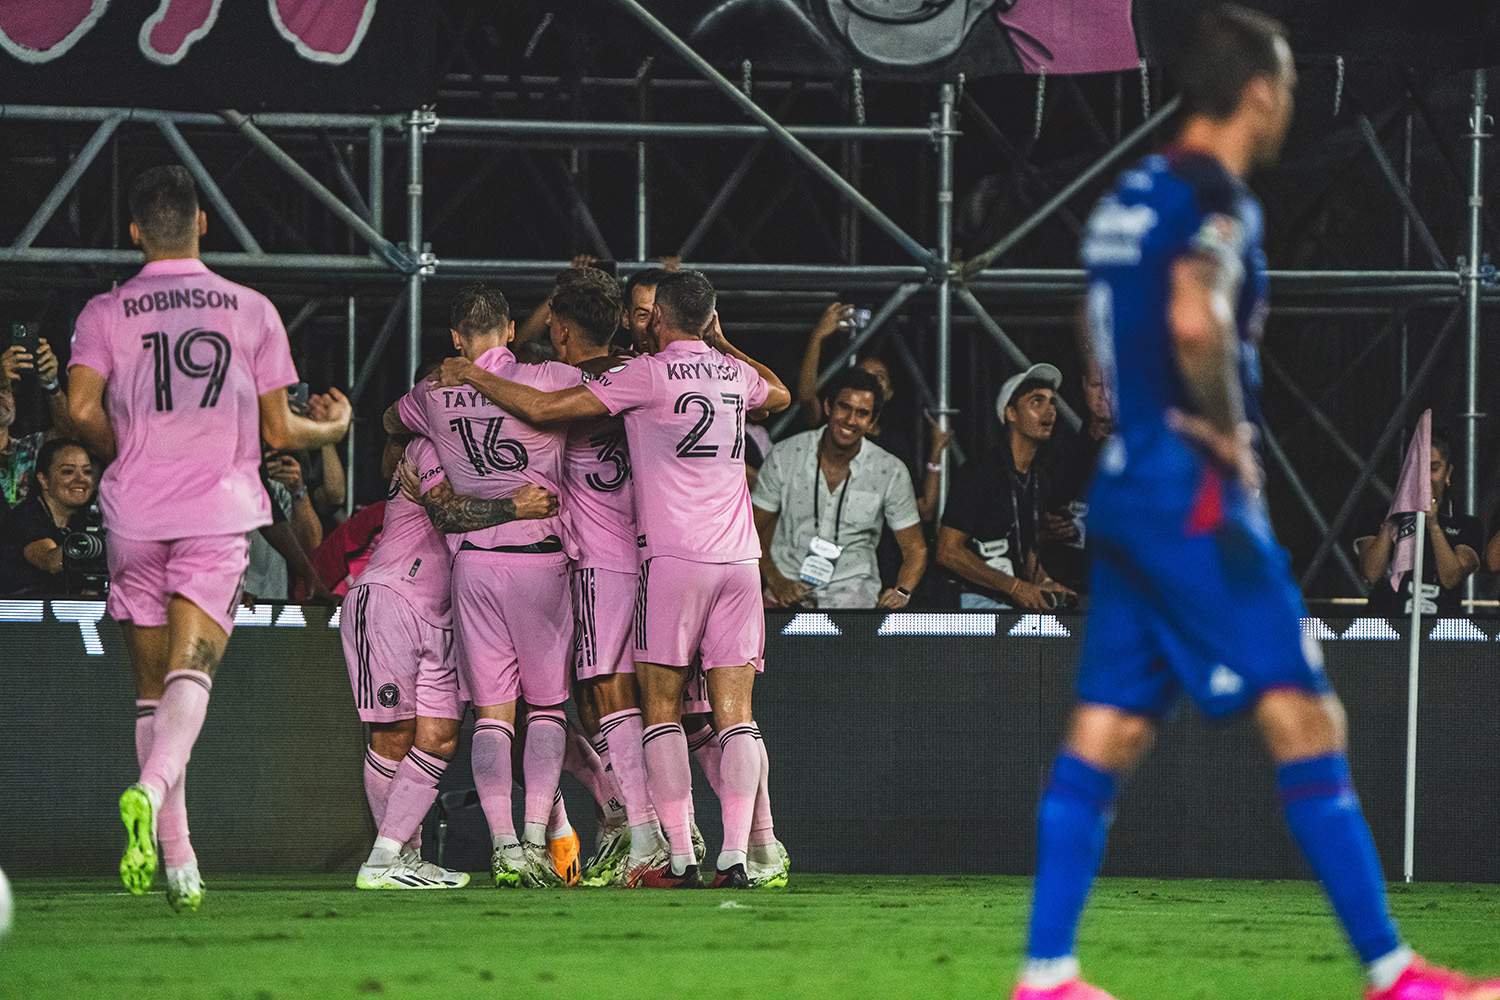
[1402,510,1424,883]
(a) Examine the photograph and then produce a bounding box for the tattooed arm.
[398,463,558,533]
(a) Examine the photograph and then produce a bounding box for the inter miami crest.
[377,684,400,708]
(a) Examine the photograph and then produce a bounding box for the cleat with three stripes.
[356,860,470,890]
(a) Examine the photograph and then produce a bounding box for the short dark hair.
[1177,4,1289,120]
[624,267,670,304]
[1431,426,1454,466]
[35,438,90,484]
[819,367,886,421]
[128,165,199,247]
[653,270,716,336]
[450,283,511,339]
[550,267,624,347]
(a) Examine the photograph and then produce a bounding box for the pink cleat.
[1366,958,1500,1000]
[1012,978,1119,1000]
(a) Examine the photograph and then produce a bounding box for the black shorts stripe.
[633,559,651,652]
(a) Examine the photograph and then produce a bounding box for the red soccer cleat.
[1366,958,1500,1000]
[634,858,703,889]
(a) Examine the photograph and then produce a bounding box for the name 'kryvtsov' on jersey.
[664,360,741,381]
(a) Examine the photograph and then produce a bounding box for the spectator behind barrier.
[937,363,1075,611]
[752,366,926,610]
[1040,365,1116,593]
[2,333,75,512]
[1358,426,1480,616]
[0,438,102,595]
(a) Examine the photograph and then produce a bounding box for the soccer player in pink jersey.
[433,269,790,889]
[67,166,352,910]
[382,284,583,888]
[540,267,667,883]
[349,430,557,889]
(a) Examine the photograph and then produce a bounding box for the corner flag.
[1385,409,1432,594]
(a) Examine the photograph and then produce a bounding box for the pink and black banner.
[0,0,433,111]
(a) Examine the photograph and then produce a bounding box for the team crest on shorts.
[377,684,400,708]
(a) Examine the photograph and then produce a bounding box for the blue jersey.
[1081,149,1268,497]
[1073,150,1329,721]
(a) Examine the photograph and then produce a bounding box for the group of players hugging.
[353,266,792,893]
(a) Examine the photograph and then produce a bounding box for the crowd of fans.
[0,265,1490,616]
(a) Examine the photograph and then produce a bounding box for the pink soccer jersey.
[397,345,580,554]
[353,435,454,629]
[562,405,638,574]
[69,258,299,541]
[586,339,769,563]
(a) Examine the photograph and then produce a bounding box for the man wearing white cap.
[937,362,1075,611]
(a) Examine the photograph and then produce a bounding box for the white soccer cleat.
[746,840,790,889]
[356,860,470,890]
[519,841,565,888]
[581,824,630,886]
[164,861,205,912]
[398,849,471,888]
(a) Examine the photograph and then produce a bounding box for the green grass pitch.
[2,875,1496,999]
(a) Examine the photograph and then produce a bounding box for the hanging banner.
[672,0,1496,79]
[0,0,434,111]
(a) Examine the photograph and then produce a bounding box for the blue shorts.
[1076,482,1330,720]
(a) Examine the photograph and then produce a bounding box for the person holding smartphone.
[2,326,74,512]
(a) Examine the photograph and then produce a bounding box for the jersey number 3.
[141,329,231,411]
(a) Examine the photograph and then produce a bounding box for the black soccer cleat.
[710,863,749,889]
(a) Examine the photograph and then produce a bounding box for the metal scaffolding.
[0,13,1493,601]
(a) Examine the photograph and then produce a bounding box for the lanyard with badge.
[798,447,852,587]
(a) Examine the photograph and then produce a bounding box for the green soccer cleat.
[118,783,159,896]
[491,842,524,888]
[581,824,630,887]
[519,841,565,888]
[747,840,790,889]
[164,861,204,912]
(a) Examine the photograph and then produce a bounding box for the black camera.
[61,500,109,594]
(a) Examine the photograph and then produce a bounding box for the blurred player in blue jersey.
[1012,7,1500,1000]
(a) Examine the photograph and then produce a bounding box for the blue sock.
[1277,755,1402,964]
[1025,755,1117,961]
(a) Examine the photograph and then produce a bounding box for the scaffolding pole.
[407,111,428,388]
[936,83,956,518]
[1464,69,1489,548]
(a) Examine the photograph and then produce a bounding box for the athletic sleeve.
[586,356,657,415]
[395,382,430,438]
[740,360,770,411]
[251,298,300,396]
[67,299,112,380]
[405,434,447,491]
[882,456,921,533]
[750,440,788,514]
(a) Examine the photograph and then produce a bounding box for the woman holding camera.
[0,438,100,595]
